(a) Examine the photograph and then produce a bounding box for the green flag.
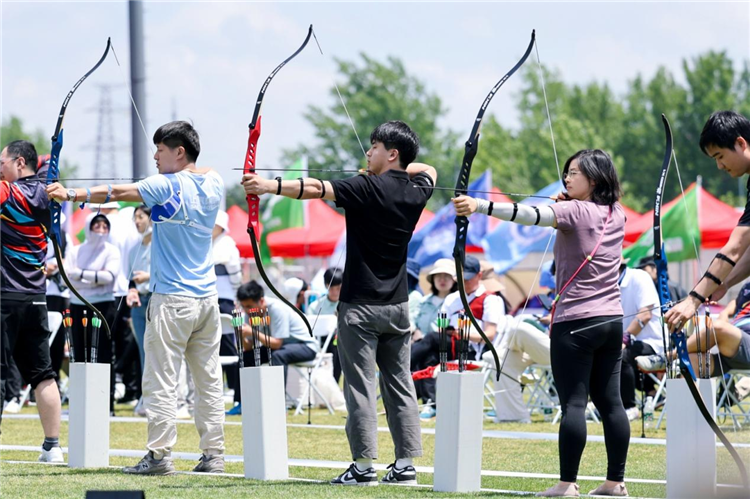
[259,158,307,263]
[624,186,700,265]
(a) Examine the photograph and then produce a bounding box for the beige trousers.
[142,293,225,459]
[488,319,551,421]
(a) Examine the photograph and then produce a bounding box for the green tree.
[1,115,78,179]
[281,54,460,208]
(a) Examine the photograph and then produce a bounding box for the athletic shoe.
[193,454,225,473]
[330,463,378,486]
[134,398,147,417]
[4,397,22,414]
[122,452,176,475]
[226,403,242,416]
[175,404,192,420]
[381,463,417,485]
[636,354,667,372]
[419,405,436,420]
[38,446,64,463]
[625,406,640,422]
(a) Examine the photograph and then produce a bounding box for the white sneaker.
[4,397,22,414]
[175,404,192,420]
[39,446,64,463]
[625,406,640,421]
[134,398,147,417]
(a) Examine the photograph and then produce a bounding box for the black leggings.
[551,315,629,483]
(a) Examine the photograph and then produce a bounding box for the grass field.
[1,399,749,498]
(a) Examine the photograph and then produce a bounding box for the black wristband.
[275,177,282,195]
[689,290,707,304]
[297,178,304,199]
[319,179,326,199]
[487,201,494,217]
[510,203,518,222]
[703,271,722,286]
[716,253,737,267]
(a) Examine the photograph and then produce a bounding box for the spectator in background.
[406,259,423,337]
[97,201,141,405]
[409,258,456,414]
[236,281,319,392]
[308,268,343,382]
[209,210,244,416]
[617,258,663,421]
[67,213,121,413]
[637,256,687,305]
[284,277,308,313]
[479,263,551,424]
[126,204,152,417]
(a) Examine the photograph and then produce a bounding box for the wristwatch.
[66,189,77,202]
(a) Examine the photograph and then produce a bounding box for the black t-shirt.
[737,177,750,226]
[331,169,433,305]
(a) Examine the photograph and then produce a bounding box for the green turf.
[2,401,749,498]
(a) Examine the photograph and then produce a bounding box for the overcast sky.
[2,1,749,187]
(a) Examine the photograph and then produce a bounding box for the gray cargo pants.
[337,301,423,460]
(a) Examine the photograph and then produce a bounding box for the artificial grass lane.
[1,403,748,498]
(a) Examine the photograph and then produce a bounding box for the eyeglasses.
[0,156,18,166]
[564,170,582,179]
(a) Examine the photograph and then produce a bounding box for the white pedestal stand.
[666,377,717,498]
[240,366,289,480]
[433,371,484,492]
[68,363,110,468]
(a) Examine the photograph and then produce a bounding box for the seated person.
[236,281,319,402]
[308,267,343,382]
[637,280,750,376]
[283,277,308,313]
[480,266,551,424]
[409,259,457,412]
[412,255,503,419]
[617,258,664,421]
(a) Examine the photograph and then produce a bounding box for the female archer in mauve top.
[454,149,629,498]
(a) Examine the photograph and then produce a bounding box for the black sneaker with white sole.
[330,463,378,486]
[381,463,417,485]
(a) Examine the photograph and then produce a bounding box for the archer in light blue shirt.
[137,170,223,297]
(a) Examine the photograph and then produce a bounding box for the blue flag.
[482,181,563,275]
[408,170,492,268]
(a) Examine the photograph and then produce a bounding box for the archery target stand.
[433,370,485,492]
[666,377,717,498]
[240,365,289,480]
[68,362,111,468]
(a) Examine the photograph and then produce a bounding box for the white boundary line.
[5,414,749,448]
[0,444,665,485]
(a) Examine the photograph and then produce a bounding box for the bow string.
[656,114,749,490]
[46,38,113,341]
[244,25,315,337]
[453,30,539,381]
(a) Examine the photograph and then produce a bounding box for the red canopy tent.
[266,199,345,258]
[226,205,262,258]
[624,182,740,248]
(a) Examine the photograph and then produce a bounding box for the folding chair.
[634,368,668,429]
[17,311,63,407]
[524,364,558,419]
[716,369,750,427]
[292,315,338,417]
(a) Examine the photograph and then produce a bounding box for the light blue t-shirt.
[137,170,224,297]
[267,298,319,352]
